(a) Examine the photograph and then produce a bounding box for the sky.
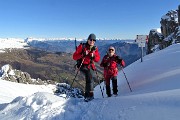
[0,42,180,119]
[0,0,179,39]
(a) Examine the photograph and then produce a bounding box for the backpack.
[76,43,86,68]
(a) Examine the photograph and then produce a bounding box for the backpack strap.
[75,43,86,68]
[80,43,86,54]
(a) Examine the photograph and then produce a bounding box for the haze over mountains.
[26,38,141,66]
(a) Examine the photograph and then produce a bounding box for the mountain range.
[0,38,142,91]
[27,38,142,66]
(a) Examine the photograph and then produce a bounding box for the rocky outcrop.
[0,64,50,85]
[147,5,179,54]
[160,10,178,37]
[177,5,180,43]
[175,26,180,43]
[178,5,180,24]
[147,29,165,53]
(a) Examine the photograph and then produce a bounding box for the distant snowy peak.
[25,37,127,42]
[0,38,28,53]
[25,37,83,42]
[0,37,131,45]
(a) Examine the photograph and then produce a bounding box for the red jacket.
[73,43,100,70]
[100,54,125,76]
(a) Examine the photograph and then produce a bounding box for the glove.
[90,52,95,60]
[83,50,89,57]
[90,46,97,51]
[115,56,120,60]
[103,63,108,67]
[116,56,122,63]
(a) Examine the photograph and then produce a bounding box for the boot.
[89,91,94,99]
[84,91,94,102]
[84,92,88,98]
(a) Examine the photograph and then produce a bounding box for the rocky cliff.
[147,5,180,54]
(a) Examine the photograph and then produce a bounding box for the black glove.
[116,56,122,63]
[103,63,108,67]
[115,56,120,60]
[91,46,97,51]
[90,52,95,60]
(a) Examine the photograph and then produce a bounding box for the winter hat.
[88,33,96,41]
[109,46,115,51]
[108,46,115,52]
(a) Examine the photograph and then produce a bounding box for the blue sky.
[0,0,179,39]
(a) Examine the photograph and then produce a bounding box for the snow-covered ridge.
[25,37,128,42]
[25,37,84,42]
[0,37,132,43]
[0,38,28,53]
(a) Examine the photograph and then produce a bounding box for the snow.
[0,43,180,120]
[156,28,161,33]
[0,38,28,53]
[0,80,55,104]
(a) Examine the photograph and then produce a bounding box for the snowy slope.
[0,80,55,104]
[0,44,180,120]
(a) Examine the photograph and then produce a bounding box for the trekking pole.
[70,57,85,88]
[71,38,89,88]
[121,66,132,92]
[75,37,77,50]
[95,69,104,98]
[100,77,105,92]
[103,79,105,92]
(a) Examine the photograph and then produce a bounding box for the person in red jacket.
[73,33,100,101]
[100,46,125,97]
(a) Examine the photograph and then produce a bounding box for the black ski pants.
[105,76,118,96]
[80,66,95,98]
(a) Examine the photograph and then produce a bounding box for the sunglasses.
[109,49,114,51]
[89,39,96,42]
